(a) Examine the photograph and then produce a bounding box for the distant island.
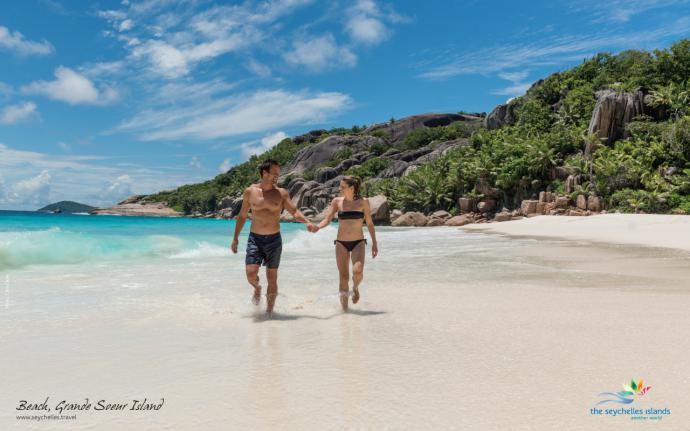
[95,39,690,226]
[38,201,96,214]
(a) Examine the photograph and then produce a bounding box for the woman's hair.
[342,175,362,198]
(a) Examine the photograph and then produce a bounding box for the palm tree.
[648,82,690,120]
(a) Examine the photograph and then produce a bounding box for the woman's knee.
[352,262,364,276]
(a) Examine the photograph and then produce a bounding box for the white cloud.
[417,16,690,80]
[240,131,287,158]
[346,0,389,45]
[21,66,119,106]
[570,0,690,23]
[284,34,357,71]
[0,25,54,56]
[119,88,351,141]
[100,174,133,202]
[119,19,134,32]
[219,158,232,173]
[131,40,190,78]
[0,171,6,203]
[246,58,271,77]
[99,0,313,78]
[0,143,208,209]
[57,141,71,152]
[0,102,38,125]
[8,170,52,207]
[491,70,531,97]
[189,156,202,169]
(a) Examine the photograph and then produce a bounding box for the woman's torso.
[336,197,365,241]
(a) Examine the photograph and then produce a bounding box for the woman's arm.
[363,198,378,258]
[316,198,339,230]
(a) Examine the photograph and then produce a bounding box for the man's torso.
[248,185,283,234]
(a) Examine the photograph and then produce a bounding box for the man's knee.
[246,265,259,279]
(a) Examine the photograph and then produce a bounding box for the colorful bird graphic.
[596,379,652,405]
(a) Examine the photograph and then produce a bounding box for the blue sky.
[1,0,690,210]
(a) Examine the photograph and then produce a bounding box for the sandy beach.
[2,216,690,430]
[462,213,690,252]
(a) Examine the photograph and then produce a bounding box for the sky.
[1,0,690,210]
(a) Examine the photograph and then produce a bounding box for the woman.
[316,176,378,310]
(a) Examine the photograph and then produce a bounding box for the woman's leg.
[335,242,351,310]
[350,241,366,304]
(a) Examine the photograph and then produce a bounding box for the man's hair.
[259,158,280,177]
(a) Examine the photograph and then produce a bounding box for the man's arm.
[280,188,316,231]
[316,198,339,230]
[231,188,251,253]
[362,198,378,258]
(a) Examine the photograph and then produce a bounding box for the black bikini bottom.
[334,238,367,252]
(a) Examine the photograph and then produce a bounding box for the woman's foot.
[339,291,349,311]
[352,286,360,304]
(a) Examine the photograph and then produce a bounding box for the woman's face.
[339,180,353,196]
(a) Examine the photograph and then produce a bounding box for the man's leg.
[266,268,278,313]
[350,241,365,304]
[335,242,350,310]
[245,264,261,305]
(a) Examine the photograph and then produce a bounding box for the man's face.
[264,165,280,184]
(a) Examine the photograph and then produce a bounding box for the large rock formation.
[90,196,181,217]
[282,135,382,176]
[364,112,483,143]
[367,194,391,224]
[587,89,645,144]
[484,102,518,130]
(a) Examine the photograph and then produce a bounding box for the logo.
[596,378,651,405]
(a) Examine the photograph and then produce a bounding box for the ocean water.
[0,209,546,324]
[0,210,301,271]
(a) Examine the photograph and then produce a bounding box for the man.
[231,158,317,313]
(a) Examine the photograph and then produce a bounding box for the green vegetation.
[345,158,391,178]
[146,39,690,216]
[147,137,307,213]
[373,39,690,214]
[399,122,471,150]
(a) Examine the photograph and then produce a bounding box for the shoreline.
[461,213,690,253]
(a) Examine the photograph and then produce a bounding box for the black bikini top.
[338,210,364,220]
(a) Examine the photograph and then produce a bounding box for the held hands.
[307,223,320,233]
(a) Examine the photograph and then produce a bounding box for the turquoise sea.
[0,210,307,272]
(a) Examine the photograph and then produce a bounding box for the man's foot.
[252,285,261,306]
[352,286,360,304]
[266,293,277,313]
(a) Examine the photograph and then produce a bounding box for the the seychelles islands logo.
[590,378,671,421]
[597,378,651,405]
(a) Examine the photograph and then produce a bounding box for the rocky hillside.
[98,39,690,224]
[98,112,484,221]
